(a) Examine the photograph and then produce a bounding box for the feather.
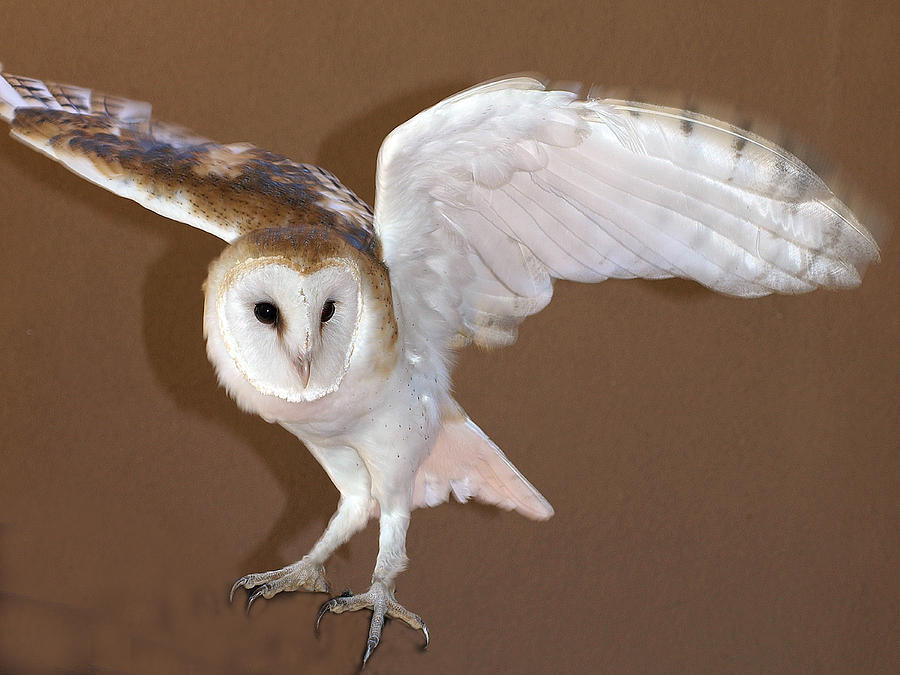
[0,71,377,251]
[374,76,882,355]
[413,404,553,520]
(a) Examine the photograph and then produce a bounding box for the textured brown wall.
[1,2,897,672]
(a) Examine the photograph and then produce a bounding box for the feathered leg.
[230,443,373,608]
[316,508,429,667]
[315,434,431,666]
[230,493,372,607]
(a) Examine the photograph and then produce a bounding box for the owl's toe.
[230,557,330,612]
[315,580,429,666]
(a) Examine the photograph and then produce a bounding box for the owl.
[0,68,881,665]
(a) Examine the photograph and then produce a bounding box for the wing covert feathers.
[0,70,377,250]
[375,76,882,352]
[413,406,554,520]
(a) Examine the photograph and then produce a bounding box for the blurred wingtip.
[818,164,892,281]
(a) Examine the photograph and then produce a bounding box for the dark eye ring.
[254,302,279,326]
[321,300,336,323]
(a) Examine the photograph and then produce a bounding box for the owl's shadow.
[141,231,336,574]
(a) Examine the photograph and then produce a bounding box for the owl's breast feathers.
[9,105,380,257]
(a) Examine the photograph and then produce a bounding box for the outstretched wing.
[0,70,377,249]
[374,76,881,349]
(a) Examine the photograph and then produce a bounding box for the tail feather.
[413,405,553,520]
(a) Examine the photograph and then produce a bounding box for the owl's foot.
[230,557,329,611]
[316,580,429,667]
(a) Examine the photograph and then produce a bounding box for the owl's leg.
[231,444,374,610]
[230,493,373,609]
[316,501,429,665]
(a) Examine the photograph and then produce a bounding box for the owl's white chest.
[286,347,441,448]
[281,348,443,506]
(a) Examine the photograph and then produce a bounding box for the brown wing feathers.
[2,70,379,253]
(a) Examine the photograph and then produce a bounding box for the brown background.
[1,1,897,673]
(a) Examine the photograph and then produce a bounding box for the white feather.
[413,409,553,520]
[374,76,881,351]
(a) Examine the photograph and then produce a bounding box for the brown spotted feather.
[2,72,378,258]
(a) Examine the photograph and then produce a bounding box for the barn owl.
[0,67,881,665]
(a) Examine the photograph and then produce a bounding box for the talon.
[247,584,268,613]
[229,559,329,613]
[229,576,248,603]
[315,584,428,665]
[315,598,337,633]
[362,636,379,667]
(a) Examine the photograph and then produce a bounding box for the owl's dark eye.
[321,300,335,323]
[254,302,279,326]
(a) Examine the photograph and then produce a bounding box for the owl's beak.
[297,354,311,388]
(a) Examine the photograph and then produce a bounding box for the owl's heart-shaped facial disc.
[216,258,361,402]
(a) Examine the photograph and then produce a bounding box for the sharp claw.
[229,576,247,603]
[247,584,268,613]
[362,636,379,668]
[315,598,335,634]
[316,586,428,664]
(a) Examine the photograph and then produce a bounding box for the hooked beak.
[297,353,311,388]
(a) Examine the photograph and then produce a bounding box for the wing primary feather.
[557,146,865,289]
[550,150,827,290]
[0,73,28,121]
[537,167,783,295]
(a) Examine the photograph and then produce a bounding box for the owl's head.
[203,226,396,417]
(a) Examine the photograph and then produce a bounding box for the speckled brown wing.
[0,71,378,253]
